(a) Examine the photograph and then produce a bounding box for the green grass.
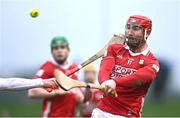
[0,103,41,117]
[0,101,180,117]
[142,101,180,117]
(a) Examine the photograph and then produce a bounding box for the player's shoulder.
[144,51,160,67]
[67,61,79,79]
[108,44,125,52]
[40,60,56,69]
[69,62,78,69]
[34,61,55,78]
[146,52,158,62]
[41,60,53,66]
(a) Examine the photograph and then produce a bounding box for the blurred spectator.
[80,65,103,117]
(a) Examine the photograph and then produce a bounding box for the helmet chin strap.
[144,29,148,40]
[125,37,129,42]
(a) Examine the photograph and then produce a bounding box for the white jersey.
[0,78,43,90]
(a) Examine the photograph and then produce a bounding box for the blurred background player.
[0,77,58,91]
[28,36,84,117]
[80,65,103,117]
[92,15,160,117]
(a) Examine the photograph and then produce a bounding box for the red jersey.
[34,60,78,117]
[80,90,103,117]
[97,44,160,117]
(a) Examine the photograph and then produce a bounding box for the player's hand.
[69,88,84,103]
[53,87,68,96]
[101,79,116,96]
[42,78,59,89]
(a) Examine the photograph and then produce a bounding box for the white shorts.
[91,108,127,118]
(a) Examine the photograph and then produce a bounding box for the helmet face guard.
[127,15,152,39]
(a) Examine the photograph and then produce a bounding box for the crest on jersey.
[117,55,123,59]
[139,59,144,65]
[127,58,134,65]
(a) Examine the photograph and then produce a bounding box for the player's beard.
[126,36,146,50]
[54,56,68,65]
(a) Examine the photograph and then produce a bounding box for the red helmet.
[127,15,152,39]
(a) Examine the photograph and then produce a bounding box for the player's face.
[51,45,69,64]
[125,22,145,49]
[84,71,97,83]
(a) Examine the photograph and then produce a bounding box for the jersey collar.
[124,45,149,56]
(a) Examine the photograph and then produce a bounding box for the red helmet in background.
[127,15,152,39]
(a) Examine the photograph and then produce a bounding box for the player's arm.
[101,62,160,95]
[0,78,57,91]
[113,62,160,88]
[28,83,84,99]
[98,45,116,84]
[28,87,67,99]
[28,63,68,99]
[28,76,68,99]
[98,45,118,95]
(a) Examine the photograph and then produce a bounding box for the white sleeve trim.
[152,64,160,73]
